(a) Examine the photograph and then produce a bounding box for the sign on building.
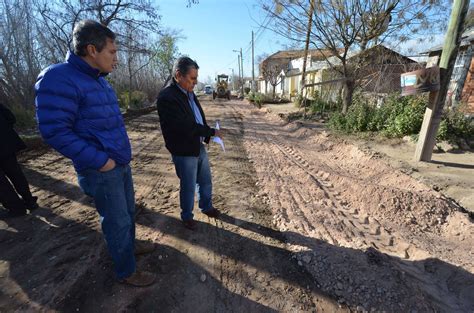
[401,66,440,96]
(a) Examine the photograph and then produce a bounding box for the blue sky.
[157,1,449,81]
[158,0,288,82]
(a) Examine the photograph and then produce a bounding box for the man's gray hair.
[72,20,116,56]
[173,56,199,77]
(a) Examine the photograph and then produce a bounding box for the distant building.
[258,45,419,102]
[423,29,474,114]
[257,49,339,98]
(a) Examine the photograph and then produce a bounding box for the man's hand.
[99,158,116,172]
[215,129,224,138]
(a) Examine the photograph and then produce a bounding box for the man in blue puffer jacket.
[35,20,155,287]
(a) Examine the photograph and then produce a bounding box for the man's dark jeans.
[77,164,136,279]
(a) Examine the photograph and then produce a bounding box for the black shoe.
[182,219,197,231]
[203,208,220,218]
[25,196,39,211]
[0,210,27,219]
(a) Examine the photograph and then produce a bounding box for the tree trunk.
[128,53,133,110]
[272,85,276,100]
[342,79,354,114]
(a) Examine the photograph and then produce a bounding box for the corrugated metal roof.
[422,32,474,54]
[265,48,342,61]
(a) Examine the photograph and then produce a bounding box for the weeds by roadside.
[327,92,473,149]
[248,92,290,108]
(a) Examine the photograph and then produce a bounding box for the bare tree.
[0,0,42,108]
[260,59,284,99]
[0,0,198,118]
[37,0,164,107]
[187,0,199,7]
[34,0,161,59]
[261,0,450,113]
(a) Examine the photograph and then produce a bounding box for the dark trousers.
[0,154,34,213]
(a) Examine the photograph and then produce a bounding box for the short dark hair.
[173,56,199,77]
[72,20,116,56]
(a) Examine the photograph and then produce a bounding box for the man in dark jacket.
[35,20,155,287]
[156,57,222,231]
[0,103,38,218]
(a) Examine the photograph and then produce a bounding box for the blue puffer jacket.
[35,51,131,172]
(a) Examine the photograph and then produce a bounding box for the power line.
[216,2,275,76]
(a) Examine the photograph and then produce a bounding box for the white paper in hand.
[212,121,225,152]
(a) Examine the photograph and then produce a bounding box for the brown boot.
[121,271,156,287]
[135,240,155,255]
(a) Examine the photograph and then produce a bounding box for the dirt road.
[0,98,472,312]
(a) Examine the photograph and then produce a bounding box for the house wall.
[287,75,300,97]
[289,57,308,71]
[428,44,474,112]
[304,71,326,98]
[258,80,267,94]
[282,76,289,95]
[258,77,285,97]
[450,46,473,107]
[461,58,474,114]
[274,77,284,96]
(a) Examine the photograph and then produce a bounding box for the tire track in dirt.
[270,137,414,259]
[231,100,474,312]
[28,102,343,312]
[3,99,471,312]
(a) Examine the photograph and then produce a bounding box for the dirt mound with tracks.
[0,98,472,312]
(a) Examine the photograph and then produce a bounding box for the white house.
[257,49,339,99]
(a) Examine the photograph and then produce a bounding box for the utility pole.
[237,54,241,91]
[240,47,244,96]
[252,30,255,92]
[301,0,315,118]
[229,68,235,91]
[414,0,469,161]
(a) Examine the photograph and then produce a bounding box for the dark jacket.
[35,51,132,172]
[156,79,215,156]
[0,103,27,159]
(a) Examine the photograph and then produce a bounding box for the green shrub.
[119,90,148,110]
[254,92,266,108]
[327,111,347,131]
[327,92,473,148]
[308,90,336,114]
[368,94,399,131]
[328,93,427,136]
[437,109,474,146]
[248,92,255,102]
[382,95,426,137]
[10,105,37,130]
[295,94,305,108]
[344,93,376,132]
[437,119,448,142]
